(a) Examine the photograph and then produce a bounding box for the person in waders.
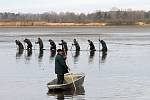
[88,40,96,51]
[24,38,32,51]
[72,39,80,51]
[15,40,24,50]
[99,39,107,52]
[49,39,56,51]
[35,38,44,51]
[59,40,68,54]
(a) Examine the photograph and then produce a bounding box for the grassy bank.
[0,21,149,28]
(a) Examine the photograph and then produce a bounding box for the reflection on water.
[50,50,56,58]
[49,50,56,62]
[15,49,107,65]
[38,50,44,62]
[39,50,44,58]
[88,50,95,63]
[27,50,32,57]
[72,51,80,64]
[24,49,32,62]
[16,49,24,59]
[47,86,85,100]
[101,51,107,63]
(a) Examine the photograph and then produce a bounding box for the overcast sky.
[0,0,149,13]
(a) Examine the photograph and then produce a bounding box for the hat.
[100,40,103,42]
[57,49,63,52]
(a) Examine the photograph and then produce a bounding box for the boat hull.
[47,73,85,90]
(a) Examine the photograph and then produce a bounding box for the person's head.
[38,38,41,41]
[73,39,76,42]
[15,40,18,44]
[100,40,103,43]
[88,40,90,43]
[57,49,63,55]
[61,40,64,42]
[49,39,52,42]
[15,40,18,43]
[24,38,28,42]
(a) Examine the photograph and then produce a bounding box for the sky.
[0,0,149,13]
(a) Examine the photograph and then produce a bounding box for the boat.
[47,86,85,96]
[47,73,85,90]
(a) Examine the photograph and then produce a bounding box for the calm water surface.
[0,26,150,100]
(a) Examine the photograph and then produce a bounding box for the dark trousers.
[57,74,64,84]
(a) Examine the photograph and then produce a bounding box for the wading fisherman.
[99,40,107,52]
[55,49,69,84]
[35,38,44,51]
[59,40,68,53]
[24,38,32,51]
[49,39,56,51]
[15,40,24,50]
[72,39,80,51]
[88,40,96,51]
[15,40,24,58]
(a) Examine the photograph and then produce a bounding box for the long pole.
[99,36,101,71]
[86,45,89,50]
[34,43,37,50]
[64,48,76,91]
[99,36,100,51]
[70,45,73,51]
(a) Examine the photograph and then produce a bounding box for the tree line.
[0,10,150,25]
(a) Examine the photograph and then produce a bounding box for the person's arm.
[58,56,67,68]
[35,41,39,44]
[59,43,63,45]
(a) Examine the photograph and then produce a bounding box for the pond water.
[0,26,150,100]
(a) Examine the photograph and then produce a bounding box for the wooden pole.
[64,48,76,91]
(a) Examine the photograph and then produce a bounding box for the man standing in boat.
[55,49,69,84]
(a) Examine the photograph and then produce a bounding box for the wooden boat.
[47,73,85,90]
[47,86,85,97]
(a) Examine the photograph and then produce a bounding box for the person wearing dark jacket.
[16,40,24,58]
[88,40,96,51]
[49,39,56,51]
[59,40,68,51]
[35,38,44,51]
[72,39,80,51]
[15,40,24,50]
[24,38,32,50]
[99,40,107,52]
[59,40,68,54]
[55,49,69,84]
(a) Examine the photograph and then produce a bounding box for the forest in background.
[0,8,150,26]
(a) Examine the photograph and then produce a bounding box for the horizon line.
[0,9,149,14]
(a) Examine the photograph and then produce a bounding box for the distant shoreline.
[0,21,149,28]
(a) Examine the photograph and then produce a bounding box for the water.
[0,26,150,100]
